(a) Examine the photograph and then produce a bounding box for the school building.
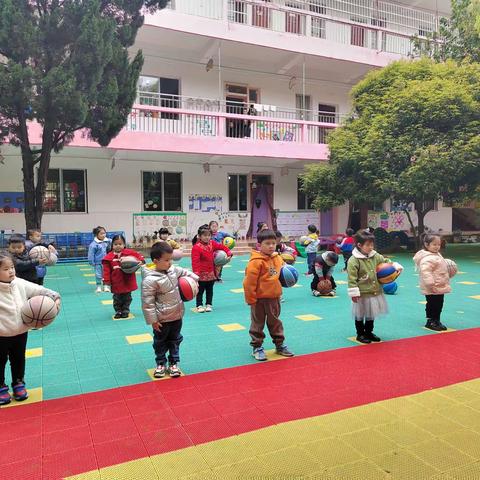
[2,0,476,242]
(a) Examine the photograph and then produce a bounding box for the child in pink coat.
[413,233,451,331]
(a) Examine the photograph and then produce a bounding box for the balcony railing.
[165,0,443,57]
[126,103,338,144]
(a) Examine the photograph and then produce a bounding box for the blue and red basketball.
[279,264,299,288]
[383,281,398,295]
[376,263,400,284]
[178,276,198,302]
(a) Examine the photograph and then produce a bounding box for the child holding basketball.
[347,230,403,344]
[304,224,320,275]
[158,228,181,250]
[141,242,198,378]
[311,251,338,297]
[0,252,60,404]
[191,225,232,312]
[102,235,145,319]
[209,221,230,244]
[243,229,294,361]
[88,226,111,293]
[25,229,58,285]
[413,234,451,331]
[339,228,355,271]
[8,235,47,284]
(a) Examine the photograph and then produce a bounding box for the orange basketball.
[316,279,332,295]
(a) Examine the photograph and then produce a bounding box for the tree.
[301,59,480,247]
[0,0,168,230]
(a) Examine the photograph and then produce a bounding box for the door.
[285,1,303,34]
[318,104,336,144]
[320,210,334,235]
[248,183,276,238]
[253,0,270,28]
[351,22,366,47]
[226,96,245,138]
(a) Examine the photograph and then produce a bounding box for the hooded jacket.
[413,249,451,295]
[141,266,199,325]
[191,240,231,281]
[11,251,40,283]
[0,277,60,337]
[243,250,284,305]
[102,249,145,294]
[88,237,111,265]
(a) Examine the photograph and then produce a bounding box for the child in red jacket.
[191,225,231,313]
[102,235,145,318]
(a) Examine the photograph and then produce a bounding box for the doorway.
[247,174,276,238]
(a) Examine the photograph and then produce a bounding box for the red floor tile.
[183,416,235,445]
[82,388,124,407]
[132,409,180,434]
[42,445,98,480]
[196,379,240,399]
[208,393,253,416]
[258,400,307,424]
[86,400,130,423]
[42,395,84,416]
[125,393,169,415]
[43,407,88,434]
[0,416,41,443]
[154,375,192,392]
[0,435,41,466]
[222,407,273,435]
[140,425,193,456]
[0,402,42,424]
[172,401,219,424]
[162,386,204,407]
[90,415,138,444]
[43,424,93,456]
[94,434,148,469]
[2,457,42,480]
[121,381,158,400]
[242,386,284,408]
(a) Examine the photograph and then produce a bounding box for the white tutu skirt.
[352,294,388,319]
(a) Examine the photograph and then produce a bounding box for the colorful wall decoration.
[132,213,187,247]
[276,211,321,237]
[255,122,297,142]
[368,211,410,231]
[0,192,25,213]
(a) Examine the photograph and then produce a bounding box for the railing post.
[218,114,225,138]
[222,0,228,21]
[300,123,305,143]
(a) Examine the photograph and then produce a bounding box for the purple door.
[247,184,275,238]
[320,209,333,235]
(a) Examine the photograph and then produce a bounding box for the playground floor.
[1,244,480,479]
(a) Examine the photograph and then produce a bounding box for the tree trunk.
[347,201,353,229]
[21,149,39,230]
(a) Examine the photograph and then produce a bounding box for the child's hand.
[39,258,48,265]
[152,322,162,332]
[48,245,56,253]
[352,296,360,303]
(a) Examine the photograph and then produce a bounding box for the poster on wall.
[132,213,187,248]
[276,211,320,237]
[367,211,410,231]
[0,192,25,213]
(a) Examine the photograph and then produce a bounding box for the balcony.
[160,0,444,58]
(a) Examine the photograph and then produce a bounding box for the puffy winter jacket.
[102,249,145,294]
[11,251,39,283]
[191,240,231,281]
[0,277,60,337]
[88,237,111,265]
[413,249,451,295]
[141,266,199,325]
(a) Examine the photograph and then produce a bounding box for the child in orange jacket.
[243,229,294,361]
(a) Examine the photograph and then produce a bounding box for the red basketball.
[178,276,198,302]
[21,295,58,329]
[317,279,332,295]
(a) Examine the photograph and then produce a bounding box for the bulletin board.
[132,212,187,246]
[276,211,320,237]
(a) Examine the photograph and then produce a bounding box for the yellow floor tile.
[468,295,480,300]
[83,273,95,277]
[99,458,159,480]
[315,410,370,436]
[112,313,135,321]
[438,405,480,432]
[341,429,397,457]
[441,429,480,459]
[275,418,332,444]
[409,412,465,436]
[229,288,244,293]
[126,333,153,344]
[236,270,245,273]
[301,437,363,468]
[264,349,292,362]
[101,300,114,305]
[422,327,457,333]
[1,387,42,408]
[257,446,324,477]
[196,436,258,468]
[88,281,96,285]
[66,470,101,480]
[326,459,390,480]
[442,462,480,480]
[347,336,383,345]
[217,323,245,332]
[292,284,303,288]
[438,384,480,403]
[212,457,273,480]
[418,301,427,304]
[381,397,427,418]
[351,403,399,425]
[146,368,185,381]
[80,268,92,271]
[151,447,210,480]
[371,450,440,480]
[375,420,434,446]
[26,347,43,359]
[463,378,480,393]
[410,390,461,410]
[222,264,231,268]
[295,314,322,321]
[457,281,478,285]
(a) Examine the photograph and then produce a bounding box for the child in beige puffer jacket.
[413,234,451,331]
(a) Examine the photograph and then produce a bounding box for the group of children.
[0,222,455,393]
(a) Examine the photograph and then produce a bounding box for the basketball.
[383,281,398,295]
[279,264,299,288]
[47,253,58,266]
[376,263,400,284]
[172,249,183,261]
[178,276,198,302]
[214,250,230,266]
[223,237,235,249]
[29,245,50,263]
[317,278,332,295]
[120,256,142,274]
[21,295,58,329]
[445,258,458,278]
[299,235,310,245]
[281,252,296,265]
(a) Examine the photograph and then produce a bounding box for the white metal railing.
[126,103,338,144]
[136,91,346,123]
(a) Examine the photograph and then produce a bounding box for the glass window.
[142,171,182,212]
[163,172,182,211]
[62,170,87,213]
[228,174,248,211]
[297,177,314,210]
[138,76,160,106]
[143,172,163,211]
[44,169,61,213]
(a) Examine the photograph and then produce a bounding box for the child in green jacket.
[347,229,403,344]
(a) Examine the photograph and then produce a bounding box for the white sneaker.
[103,285,111,293]
[205,305,213,312]
[196,306,206,313]
[95,286,102,293]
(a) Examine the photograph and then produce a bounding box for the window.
[318,103,337,144]
[296,94,312,120]
[285,1,304,34]
[228,174,248,211]
[137,76,180,119]
[351,18,366,47]
[297,177,314,210]
[422,199,438,212]
[142,172,182,211]
[229,0,246,24]
[44,169,87,213]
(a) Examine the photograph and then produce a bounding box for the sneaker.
[312,290,321,297]
[121,312,130,318]
[327,291,336,297]
[216,278,223,283]
[425,320,444,332]
[196,306,206,313]
[205,305,213,312]
[252,347,267,361]
[276,345,294,357]
[114,312,122,319]
[366,332,381,342]
[168,364,181,378]
[280,296,285,303]
[437,321,448,331]
[356,335,371,344]
[103,285,111,293]
[95,286,102,293]
[0,385,11,405]
[153,365,166,378]
[12,382,28,401]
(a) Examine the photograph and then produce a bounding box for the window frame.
[44,168,88,214]
[297,176,314,211]
[141,170,182,212]
[228,173,248,212]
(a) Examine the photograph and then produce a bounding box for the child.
[347,229,403,344]
[311,251,338,297]
[413,234,451,331]
[275,231,296,256]
[25,229,58,285]
[158,228,181,250]
[8,235,47,284]
[88,226,111,293]
[102,235,145,319]
[255,222,270,250]
[0,252,60,404]
[304,224,320,275]
[339,228,355,271]
[141,241,199,378]
[243,229,294,361]
[191,225,232,312]
[209,221,230,244]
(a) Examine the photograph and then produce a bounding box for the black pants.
[113,292,132,314]
[0,332,28,386]
[425,294,444,321]
[342,253,352,270]
[153,319,183,366]
[36,277,44,286]
[196,280,215,307]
